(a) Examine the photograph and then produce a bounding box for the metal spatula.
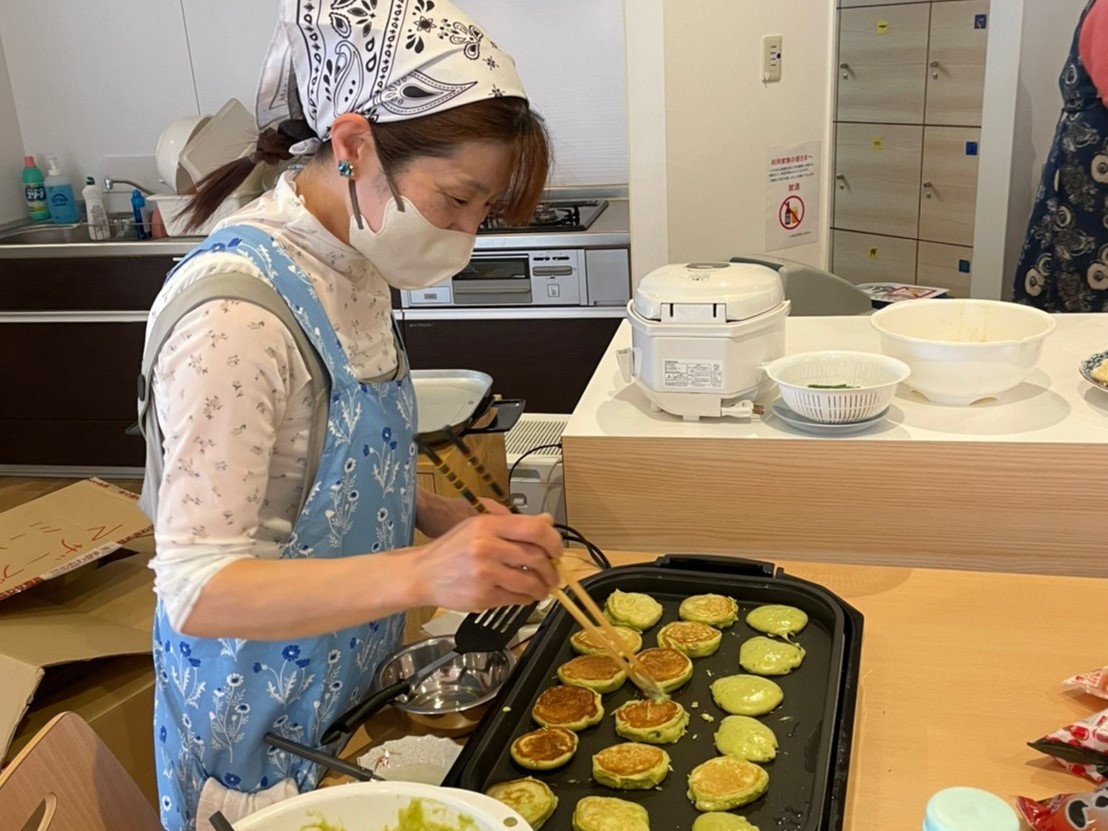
[321,601,536,744]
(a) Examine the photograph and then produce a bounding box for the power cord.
[508,442,563,484]
[555,522,611,571]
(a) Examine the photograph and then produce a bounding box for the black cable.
[508,442,563,484]
[555,522,611,570]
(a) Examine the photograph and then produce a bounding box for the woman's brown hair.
[183,97,550,230]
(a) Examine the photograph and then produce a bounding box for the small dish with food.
[1079,350,1108,393]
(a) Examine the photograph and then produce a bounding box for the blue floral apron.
[151,225,417,831]
[1014,0,1108,311]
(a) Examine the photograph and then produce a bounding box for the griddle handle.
[321,678,412,745]
[654,553,777,578]
[464,398,526,435]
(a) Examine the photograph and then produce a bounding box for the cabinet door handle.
[923,181,934,199]
[929,60,941,80]
[836,173,847,190]
[839,62,851,79]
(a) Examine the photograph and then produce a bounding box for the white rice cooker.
[617,261,790,421]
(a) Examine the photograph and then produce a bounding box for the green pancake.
[614,699,690,744]
[710,675,784,716]
[687,756,769,812]
[592,742,671,790]
[692,813,760,831]
[571,625,643,657]
[679,594,739,627]
[745,604,809,637]
[604,590,663,631]
[486,777,558,830]
[572,796,650,831]
[657,621,723,658]
[738,636,805,676]
[714,715,779,762]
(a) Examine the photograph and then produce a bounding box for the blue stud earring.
[337,159,355,178]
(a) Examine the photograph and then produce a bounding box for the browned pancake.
[571,626,642,656]
[658,621,718,647]
[594,742,668,776]
[511,727,578,766]
[560,655,623,682]
[636,647,693,682]
[532,685,602,729]
[615,699,683,730]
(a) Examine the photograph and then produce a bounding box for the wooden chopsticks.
[416,436,665,700]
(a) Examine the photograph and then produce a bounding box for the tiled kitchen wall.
[0,0,627,212]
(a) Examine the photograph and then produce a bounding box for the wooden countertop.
[335,550,1105,830]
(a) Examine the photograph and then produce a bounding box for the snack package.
[1065,668,1108,700]
[1017,788,1108,830]
[1029,708,1108,784]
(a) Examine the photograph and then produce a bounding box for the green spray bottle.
[22,156,50,221]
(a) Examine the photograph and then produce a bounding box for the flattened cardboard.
[0,478,152,600]
[0,479,157,802]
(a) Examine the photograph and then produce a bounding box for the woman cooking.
[139,2,560,829]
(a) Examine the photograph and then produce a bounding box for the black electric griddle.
[444,555,863,831]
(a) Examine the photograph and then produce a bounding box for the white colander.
[765,351,910,423]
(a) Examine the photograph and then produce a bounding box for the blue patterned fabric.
[151,225,417,830]
[1014,0,1108,311]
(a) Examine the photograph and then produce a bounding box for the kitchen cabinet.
[0,255,173,469]
[832,230,918,285]
[831,0,990,289]
[917,240,973,297]
[401,314,622,414]
[837,4,931,124]
[926,0,991,126]
[833,123,924,238]
[918,126,982,246]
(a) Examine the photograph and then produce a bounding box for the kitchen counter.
[0,198,629,259]
[334,549,1106,831]
[560,316,1108,576]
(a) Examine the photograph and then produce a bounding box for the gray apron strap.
[137,273,330,520]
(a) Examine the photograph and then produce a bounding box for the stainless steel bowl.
[376,636,515,736]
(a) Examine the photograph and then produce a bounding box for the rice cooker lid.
[632,262,786,323]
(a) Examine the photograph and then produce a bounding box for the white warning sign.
[664,359,723,390]
[766,142,821,251]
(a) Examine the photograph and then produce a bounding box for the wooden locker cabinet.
[832,230,918,285]
[837,4,931,124]
[926,0,991,126]
[918,241,974,297]
[919,126,982,246]
[833,123,924,238]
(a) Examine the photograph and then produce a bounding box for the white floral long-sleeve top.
[147,171,398,629]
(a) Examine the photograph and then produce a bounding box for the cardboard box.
[0,479,158,805]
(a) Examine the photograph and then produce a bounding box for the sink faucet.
[103,177,156,196]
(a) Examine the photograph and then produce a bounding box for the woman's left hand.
[416,489,511,537]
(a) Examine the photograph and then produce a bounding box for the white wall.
[0,0,627,212]
[625,0,835,283]
[0,33,25,224]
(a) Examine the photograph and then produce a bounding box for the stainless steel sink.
[0,223,111,244]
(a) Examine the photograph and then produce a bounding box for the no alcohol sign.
[766,142,820,251]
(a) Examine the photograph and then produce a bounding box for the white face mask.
[346,182,476,290]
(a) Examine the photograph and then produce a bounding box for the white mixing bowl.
[870,299,1056,405]
[235,781,529,831]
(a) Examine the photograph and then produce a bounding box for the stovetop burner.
[478,199,608,234]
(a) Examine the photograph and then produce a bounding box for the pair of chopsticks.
[417,435,665,700]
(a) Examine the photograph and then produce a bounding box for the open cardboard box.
[0,479,158,804]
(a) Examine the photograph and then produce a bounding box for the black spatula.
[321,601,536,744]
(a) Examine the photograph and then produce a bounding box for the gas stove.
[478,199,608,234]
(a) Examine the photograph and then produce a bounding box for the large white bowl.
[766,350,910,423]
[235,781,529,831]
[871,299,1056,406]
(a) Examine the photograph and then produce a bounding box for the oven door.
[400,307,625,413]
[451,253,532,306]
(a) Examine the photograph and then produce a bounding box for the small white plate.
[771,399,889,434]
[1079,350,1108,393]
[358,735,462,785]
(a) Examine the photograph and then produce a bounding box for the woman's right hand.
[410,512,563,610]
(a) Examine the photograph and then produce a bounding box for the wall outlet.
[762,34,783,83]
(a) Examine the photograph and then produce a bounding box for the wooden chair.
[0,711,160,831]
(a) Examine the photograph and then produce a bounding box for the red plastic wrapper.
[1029,708,1108,785]
[1065,668,1108,700]
[1017,788,1108,830]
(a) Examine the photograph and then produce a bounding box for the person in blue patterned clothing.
[139,2,558,829]
[1014,0,1108,311]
